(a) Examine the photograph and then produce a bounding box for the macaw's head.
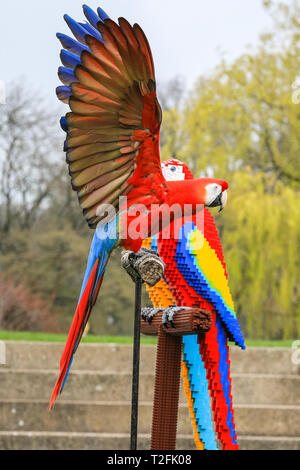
[203,179,228,212]
[162,158,228,212]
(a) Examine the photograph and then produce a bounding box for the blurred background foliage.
[0,0,299,339]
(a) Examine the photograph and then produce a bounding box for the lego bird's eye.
[170,166,177,172]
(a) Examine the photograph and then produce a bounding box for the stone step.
[1,369,300,406]
[1,399,300,437]
[2,341,299,375]
[0,431,299,451]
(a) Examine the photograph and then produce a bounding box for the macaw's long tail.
[48,231,112,409]
[199,310,239,450]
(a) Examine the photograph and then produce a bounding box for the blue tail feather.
[182,335,218,450]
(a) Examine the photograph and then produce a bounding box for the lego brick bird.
[143,159,245,450]
[49,5,229,409]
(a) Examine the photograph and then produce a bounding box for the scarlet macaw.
[49,6,229,409]
[143,159,245,450]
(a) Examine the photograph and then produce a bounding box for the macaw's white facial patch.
[162,163,185,181]
[205,183,222,207]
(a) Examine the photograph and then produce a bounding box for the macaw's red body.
[49,5,229,409]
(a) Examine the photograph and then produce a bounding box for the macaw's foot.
[141,307,162,324]
[121,247,165,286]
[162,306,190,328]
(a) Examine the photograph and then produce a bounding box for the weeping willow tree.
[160,0,300,339]
[221,170,300,339]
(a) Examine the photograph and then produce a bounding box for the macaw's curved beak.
[219,189,228,212]
[209,189,228,212]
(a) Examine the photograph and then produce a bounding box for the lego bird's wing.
[168,219,245,349]
[57,5,164,228]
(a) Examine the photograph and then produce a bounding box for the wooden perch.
[141,307,212,336]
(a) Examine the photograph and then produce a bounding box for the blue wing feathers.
[64,14,91,44]
[83,4,102,28]
[79,22,103,41]
[56,85,72,103]
[56,6,110,108]
[58,66,78,85]
[97,7,110,21]
[60,50,81,69]
[60,116,68,132]
[57,33,89,55]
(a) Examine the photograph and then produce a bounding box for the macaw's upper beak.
[209,189,228,212]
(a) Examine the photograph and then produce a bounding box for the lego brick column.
[151,325,182,450]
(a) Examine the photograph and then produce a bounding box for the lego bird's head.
[161,159,228,212]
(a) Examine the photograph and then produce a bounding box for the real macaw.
[49,5,229,409]
[142,159,245,450]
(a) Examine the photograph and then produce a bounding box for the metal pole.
[130,277,142,450]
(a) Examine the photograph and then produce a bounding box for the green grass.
[0,330,157,344]
[238,339,294,348]
[0,330,295,347]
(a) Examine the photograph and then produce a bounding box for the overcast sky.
[0,0,276,108]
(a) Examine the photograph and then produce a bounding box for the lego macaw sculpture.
[143,159,245,450]
[49,5,229,409]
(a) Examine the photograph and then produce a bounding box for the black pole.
[130,277,142,450]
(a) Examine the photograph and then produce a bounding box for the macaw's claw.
[121,248,165,286]
[141,307,162,324]
[162,306,190,328]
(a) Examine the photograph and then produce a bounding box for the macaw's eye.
[170,166,177,172]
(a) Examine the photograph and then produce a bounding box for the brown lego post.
[141,307,212,450]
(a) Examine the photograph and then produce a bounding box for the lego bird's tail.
[48,229,115,409]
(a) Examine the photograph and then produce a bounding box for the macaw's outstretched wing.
[57,5,165,228]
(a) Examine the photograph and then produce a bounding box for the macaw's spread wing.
[57,6,164,228]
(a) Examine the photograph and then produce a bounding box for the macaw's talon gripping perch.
[141,306,191,328]
[121,248,165,287]
[141,307,212,336]
[141,307,212,450]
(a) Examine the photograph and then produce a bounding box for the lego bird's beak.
[218,190,227,212]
